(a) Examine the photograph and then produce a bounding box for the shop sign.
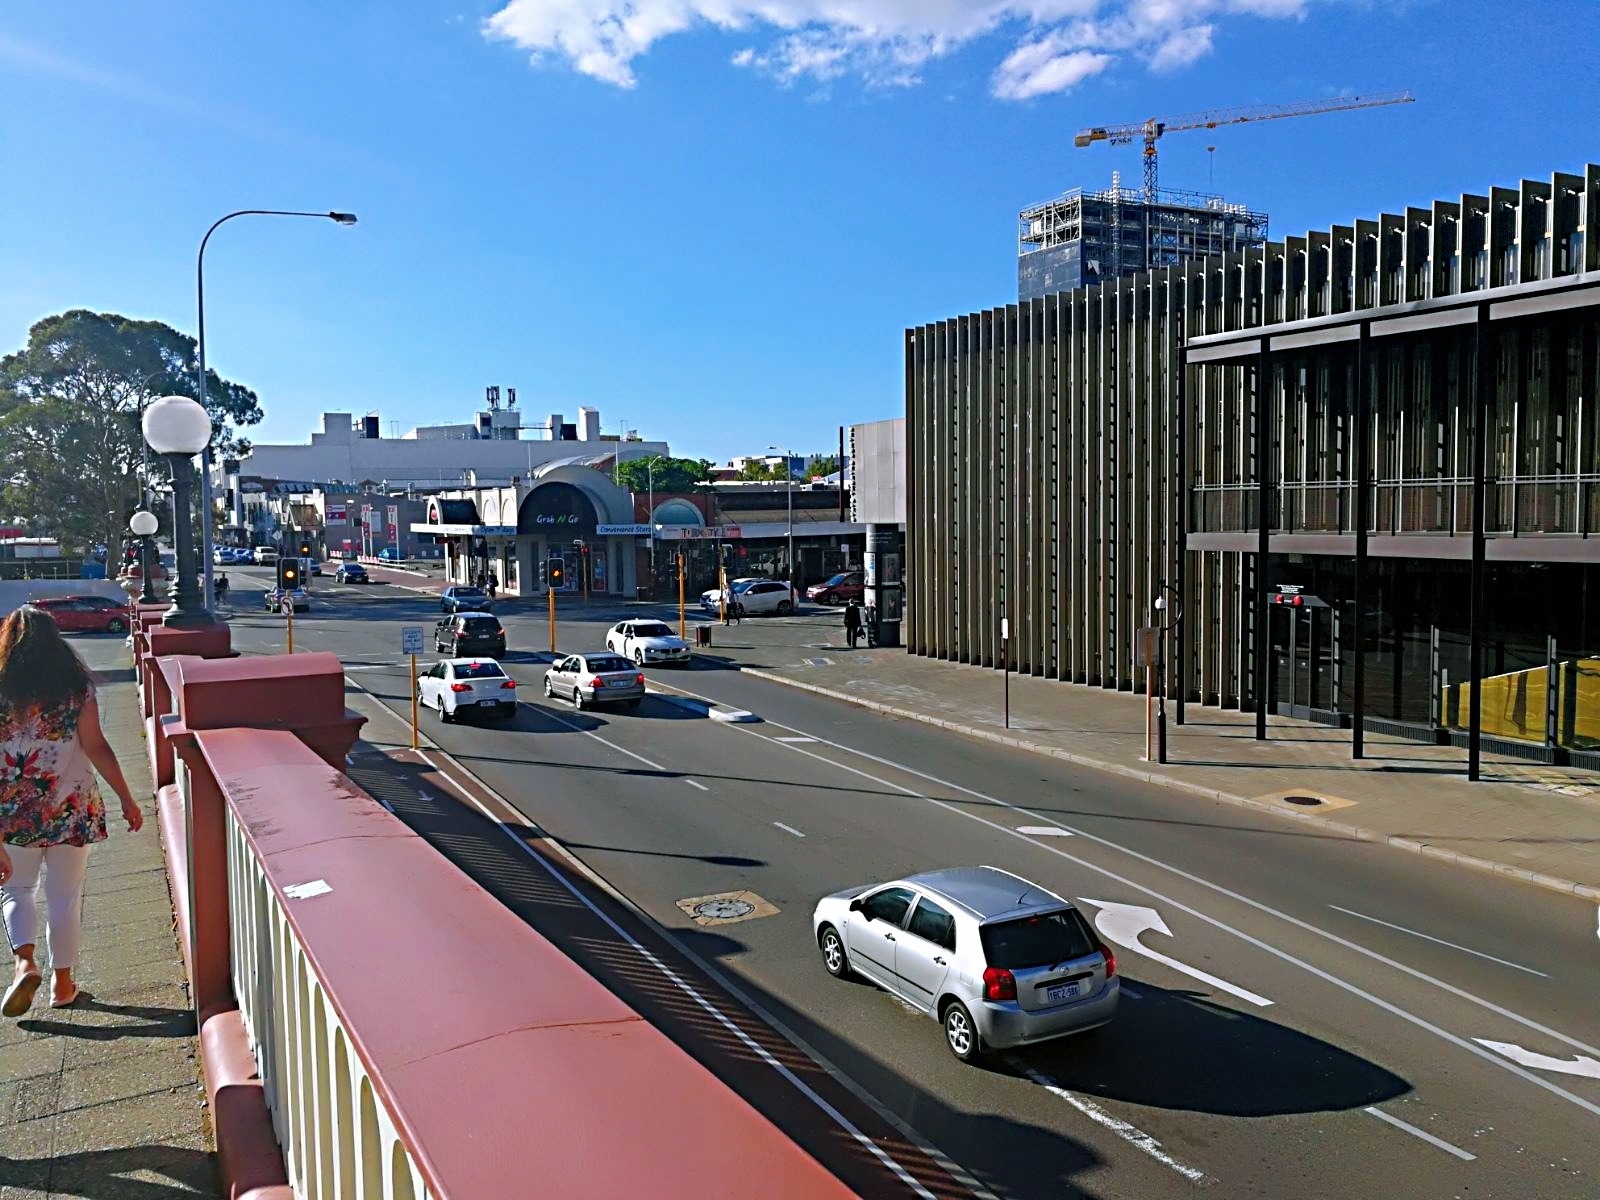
[597,523,653,536]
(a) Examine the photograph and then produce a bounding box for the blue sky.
[3,1,1596,464]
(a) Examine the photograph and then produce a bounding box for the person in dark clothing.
[486,569,498,601]
[843,599,863,648]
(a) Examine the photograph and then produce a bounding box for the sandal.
[2,972,42,1018]
[49,987,81,1009]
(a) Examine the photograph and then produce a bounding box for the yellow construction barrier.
[1449,658,1600,749]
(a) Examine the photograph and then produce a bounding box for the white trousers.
[1,844,91,970]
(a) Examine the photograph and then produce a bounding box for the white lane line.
[741,724,1600,1121]
[774,735,818,743]
[1363,1107,1476,1161]
[1329,906,1549,977]
[774,822,806,838]
[530,703,671,771]
[1008,1058,1209,1185]
[685,779,710,792]
[1017,825,1073,837]
[413,750,944,1200]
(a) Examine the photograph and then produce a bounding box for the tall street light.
[143,395,213,627]
[768,445,795,584]
[645,455,664,589]
[129,509,160,606]
[196,209,357,609]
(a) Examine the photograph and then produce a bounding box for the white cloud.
[483,0,1311,97]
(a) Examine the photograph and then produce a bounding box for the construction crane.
[1075,90,1415,201]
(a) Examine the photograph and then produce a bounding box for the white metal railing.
[225,806,430,1200]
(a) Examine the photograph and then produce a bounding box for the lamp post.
[1153,581,1183,764]
[768,445,795,584]
[129,510,159,605]
[645,455,663,590]
[143,395,214,627]
[195,209,357,611]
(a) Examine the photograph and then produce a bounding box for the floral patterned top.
[0,689,107,848]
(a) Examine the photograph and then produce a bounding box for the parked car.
[416,658,518,723]
[812,866,1119,1063]
[262,586,310,613]
[377,546,404,561]
[30,595,131,634]
[334,561,369,584]
[606,620,690,666]
[440,585,492,614]
[252,546,279,565]
[699,578,796,616]
[542,653,645,710]
[806,571,865,606]
[436,613,506,657]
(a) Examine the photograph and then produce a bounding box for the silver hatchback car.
[812,866,1118,1062]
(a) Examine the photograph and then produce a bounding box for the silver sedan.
[542,653,645,711]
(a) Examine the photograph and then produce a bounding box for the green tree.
[737,459,789,482]
[615,456,713,495]
[0,310,263,567]
[807,454,839,479]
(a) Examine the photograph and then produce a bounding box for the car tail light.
[584,676,601,689]
[450,683,471,692]
[982,967,1017,1002]
[500,680,517,689]
[1099,942,1117,979]
[635,673,645,685]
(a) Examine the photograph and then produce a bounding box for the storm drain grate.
[1283,795,1324,807]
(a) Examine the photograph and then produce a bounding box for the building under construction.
[1018,179,1268,301]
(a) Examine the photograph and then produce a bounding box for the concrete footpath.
[0,640,216,1198]
[696,615,1600,902]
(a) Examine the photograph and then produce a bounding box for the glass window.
[907,897,957,952]
[979,910,1096,969]
[454,587,486,598]
[633,623,674,637]
[459,615,501,630]
[861,887,914,927]
[453,662,506,679]
[583,655,632,673]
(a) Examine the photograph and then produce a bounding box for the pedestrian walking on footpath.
[0,605,143,1016]
[487,569,498,601]
[843,599,863,649]
[723,585,741,626]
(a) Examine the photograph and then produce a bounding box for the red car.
[805,571,864,606]
[31,595,132,634]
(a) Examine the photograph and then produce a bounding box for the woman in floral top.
[0,605,142,1015]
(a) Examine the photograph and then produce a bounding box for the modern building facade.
[909,161,1600,774]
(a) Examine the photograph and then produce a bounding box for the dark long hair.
[0,605,92,715]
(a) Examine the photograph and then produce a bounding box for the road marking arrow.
[1474,1039,1600,1079]
[1078,899,1273,1008]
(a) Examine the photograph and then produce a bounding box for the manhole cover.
[1283,795,1324,807]
[676,890,779,926]
[693,898,755,921]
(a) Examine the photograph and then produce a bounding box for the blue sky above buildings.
[2,0,1596,462]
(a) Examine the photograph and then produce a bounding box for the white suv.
[252,546,278,565]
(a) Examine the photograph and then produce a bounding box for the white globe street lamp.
[143,395,213,626]
[129,509,160,605]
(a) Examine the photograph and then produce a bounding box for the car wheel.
[942,1000,983,1063]
[573,691,586,711]
[439,700,454,724]
[818,925,851,979]
[776,600,793,616]
[105,618,126,634]
[634,650,645,666]
[543,677,554,698]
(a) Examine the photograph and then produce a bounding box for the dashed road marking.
[1363,1107,1476,1161]
[774,822,806,838]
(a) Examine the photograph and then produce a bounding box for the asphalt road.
[220,568,1600,1199]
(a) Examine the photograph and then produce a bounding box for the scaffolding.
[1018,180,1268,301]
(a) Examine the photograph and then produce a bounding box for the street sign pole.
[548,584,556,654]
[410,653,419,750]
[678,551,686,640]
[284,598,294,654]
[400,626,424,749]
[1001,616,1010,730]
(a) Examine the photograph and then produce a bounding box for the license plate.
[606,678,631,688]
[478,698,497,707]
[1046,983,1081,1004]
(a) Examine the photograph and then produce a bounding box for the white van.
[252,546,279,565]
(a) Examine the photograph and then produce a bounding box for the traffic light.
[547,557,565,589]
[298,539,312,558]
[277,561,301,590]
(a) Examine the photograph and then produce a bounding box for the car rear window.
[453,662,505,679]
[980,910,1096,970]
[454,587,486,598]
[633,623,673,637]
[583,655,632,673]
[459,615,501,630]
